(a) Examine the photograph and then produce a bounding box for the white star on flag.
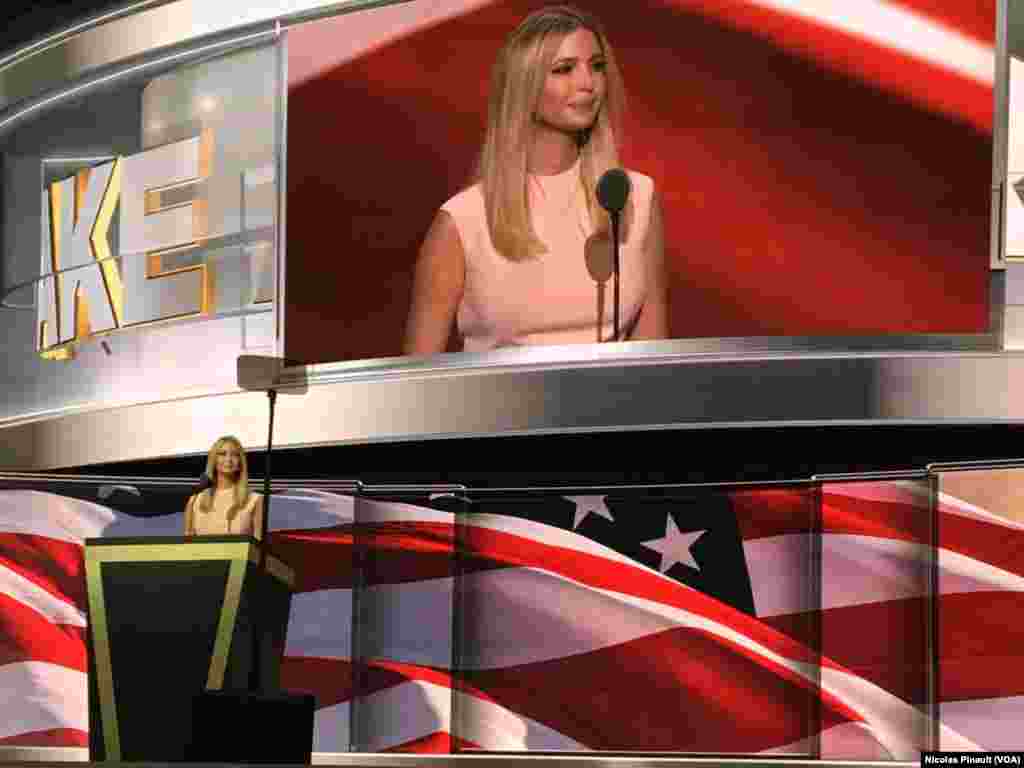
[641,515,705,573]
[565,495,614,530]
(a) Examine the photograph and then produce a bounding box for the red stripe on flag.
[0,533,86,611]
[734,487,933,543]
[767,591,1024,704]
[271,523,478,591]
[939,513,1024,582]
[384,732,481,752]
[940,656,1024,702]
[888,0,995,44]
[270,528,355,592]
[0,728,87,747]
[280,656,353,708]
[279,656,456,710]
[365,659,454,693]
[732,489,819,540]
[0,593,86,670]
[461,626,857,753]
[766,598,928,705]
[656,0,992,132]
[821,493,931,543]
[939,591,1024,701]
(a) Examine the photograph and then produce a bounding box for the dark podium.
[84,535,298,762]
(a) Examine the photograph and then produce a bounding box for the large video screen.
[285,0,994,364]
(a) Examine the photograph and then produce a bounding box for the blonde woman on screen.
[403,4,667,355]
[184,436,263,540]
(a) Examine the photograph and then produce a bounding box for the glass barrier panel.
[451,484,821,755]
[350,488,466,752]
[934,467,1024,753]
[817,479,938,759]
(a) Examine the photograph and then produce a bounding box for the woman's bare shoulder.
[624,168,655,196]
[441,182,484,217]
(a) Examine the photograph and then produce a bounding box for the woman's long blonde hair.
[477,5,626,262]
[197,435,250,523]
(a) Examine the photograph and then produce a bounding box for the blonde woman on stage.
[184,435,264,540]
[404,4,667,354]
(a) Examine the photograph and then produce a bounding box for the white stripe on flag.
[760,721,892,759]
[454,687,586,751]
[0,662,87,739]
[0,563,85,627]
[939,696,1024,751]
[746,0,993,84]
[356,680,450,751]
[287,0,496,87]
[285,589,353,659]
[744,534,815,617]
[747,534,1024,617]
[0,491,112,543]
[355,679,585,751]
[359,579,450,665]
[938,491,1024,532]
[311,701,350,753]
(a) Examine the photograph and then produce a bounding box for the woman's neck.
[215,476,236,492]
[528,126,579,176]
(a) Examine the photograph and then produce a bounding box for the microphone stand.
[611,213,621,341]
[596,169,630,342]
[248,387,277,693]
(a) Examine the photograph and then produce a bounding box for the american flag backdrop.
[285,0,995,364]
[1,477,1023,758]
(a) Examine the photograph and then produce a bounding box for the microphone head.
[596,168,631,214]
[197,472,213,492]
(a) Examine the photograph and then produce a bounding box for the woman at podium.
[184,435,264,539]
[403,5,667,354]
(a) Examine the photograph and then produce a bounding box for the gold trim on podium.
[207,556,247,689]
[84,539,293,761]
[84,556,119,760]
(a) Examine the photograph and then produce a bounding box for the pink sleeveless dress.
[441,159,655,351]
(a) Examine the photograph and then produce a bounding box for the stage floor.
[0,751,916,768]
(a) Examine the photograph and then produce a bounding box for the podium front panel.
[84,536,294,762]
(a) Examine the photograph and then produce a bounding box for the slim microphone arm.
[611,214,621,341]
[261,388,276,547]
[235,354,307,695]
[595,169,631,342]
[249,387,277,693]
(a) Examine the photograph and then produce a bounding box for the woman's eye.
[593,60,607,72]
[552,65,572,75]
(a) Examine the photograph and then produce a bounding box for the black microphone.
[595,169,631,340]
[596,168,631,214]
